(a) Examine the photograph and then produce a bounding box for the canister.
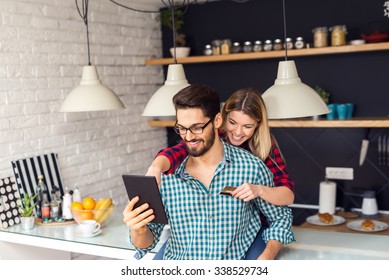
[273,39,283,50]
[330,25,347,46]
[242,41,252,53]
[253,40,263,52]
[312,26,328,48]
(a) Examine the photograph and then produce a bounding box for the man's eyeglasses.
[174,117,214,135]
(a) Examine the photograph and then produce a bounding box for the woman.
[147,88,294,259]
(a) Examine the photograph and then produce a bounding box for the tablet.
[122,175,168,224]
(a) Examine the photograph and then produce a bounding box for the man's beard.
[185,128,216,157]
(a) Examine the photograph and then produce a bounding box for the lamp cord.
[171,7,177,64]
[282,0,288,61]
[75,0,91,66]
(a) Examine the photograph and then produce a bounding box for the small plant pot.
[170,47,190,58]
[20,216,35,230]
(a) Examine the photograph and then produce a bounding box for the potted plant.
[158,8,190,58]
[18,192,37,230]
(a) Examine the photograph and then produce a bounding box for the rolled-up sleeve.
[130,223,165,259]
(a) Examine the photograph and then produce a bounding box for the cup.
[336,104,347,120]
[345,103,354,119]
[78,220,101,236]
[326,104,337,120]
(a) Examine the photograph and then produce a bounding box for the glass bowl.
[71,206,114,226]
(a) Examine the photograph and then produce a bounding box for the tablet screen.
[122,175,168,224]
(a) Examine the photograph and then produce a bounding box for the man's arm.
[258,240,283,260]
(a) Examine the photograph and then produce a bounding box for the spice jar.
[253,40,263,52]
[294,37,305,49]
[203,44,213,56]
[330,25,347,46]
[263,40,273,51]
[231,42,241,53]
[242,41,253,53]
[285,38,293,50]
[273,39,283,50]
[221,39,231,55]
[312,26,328,48]
[211,40,222,55]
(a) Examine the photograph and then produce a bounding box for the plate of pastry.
[306,213,346,226]
[346,219,389,232]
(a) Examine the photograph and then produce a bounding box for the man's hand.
[231,183,264,202]
[123,196,155,248]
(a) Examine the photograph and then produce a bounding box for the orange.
[70,201,84,210]
[82,197,96,210]
[79,210,94,221]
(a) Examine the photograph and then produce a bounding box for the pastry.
[318,212,334,225]
[360,219,375,230]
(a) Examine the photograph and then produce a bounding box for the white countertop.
[0,211,164,260]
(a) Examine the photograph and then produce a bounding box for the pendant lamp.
[60,0,124,112]
[142,3,190,118]
[262,0,330,119]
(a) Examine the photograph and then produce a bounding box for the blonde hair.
[221,88,272,161]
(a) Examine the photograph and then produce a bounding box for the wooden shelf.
[148,117,389,128]
[145,42,389,65]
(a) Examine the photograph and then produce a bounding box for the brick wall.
[0,0,167,253]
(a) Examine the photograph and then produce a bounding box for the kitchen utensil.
[361,190,379,218]
[359,128,370,166]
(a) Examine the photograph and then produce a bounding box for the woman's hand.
[231,183,264,202]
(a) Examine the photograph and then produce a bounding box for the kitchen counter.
[0,211,165,260]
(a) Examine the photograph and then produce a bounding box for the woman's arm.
[145,141,188,184]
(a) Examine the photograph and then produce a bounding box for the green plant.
[315,85,330,104]
[18,192,37,217]
[158,8,186,47]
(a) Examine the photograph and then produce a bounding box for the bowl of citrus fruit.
[71,196,114,226]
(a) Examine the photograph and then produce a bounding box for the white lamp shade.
[262,60,330,119]
[142,64,190,117]
[60,65,125,112]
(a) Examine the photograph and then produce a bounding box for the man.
[123,84,294,260]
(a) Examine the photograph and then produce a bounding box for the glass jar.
[312,26,328,48]
[231,42,241,53]
[203,44,213,56]
[242,41,253,53]
[253,40,263,52]
[221,39,231,55]
[263,40,273,51]
[294,37,305,49]
[211,40,222,55]
[330,25,347,46]
[285,37,293,50]
[273,39,283,50]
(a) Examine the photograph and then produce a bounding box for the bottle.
[211,40,221,55]
[54,186,63,217]
[263,40,273,51]
[72,187,82,203]
[273,39,283,50]
[35,174,48,219]
[220,39,231,55]
[50,189,60,221]
[242,41,252,53]
[41,190,50,221]
[231,42,241,53]
[62,188,73,220]
[203,44,213,56]
[285,37,293,50]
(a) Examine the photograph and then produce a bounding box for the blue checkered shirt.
[133,140,295,259]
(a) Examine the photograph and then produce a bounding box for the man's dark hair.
[172,84,220,119]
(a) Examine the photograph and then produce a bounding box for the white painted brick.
[7,90,35,104]
[24,102,51,115]
[9,115,39,129]
[9,140,40,155]
[20,78,48,90]
[7,65,36,78]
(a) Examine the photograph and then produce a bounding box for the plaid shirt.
[133,140,295,260]
[157,132,295,191]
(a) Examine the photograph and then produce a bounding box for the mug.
[326,104,337,120]
[345,103,354,119]
[79,220,101,236]
[336,104,347,120]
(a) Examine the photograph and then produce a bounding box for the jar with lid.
[203,44,213,56]
[231,42,241,53]
[242,41,253,53]
[330,25,347,46]
[211,40,222,55]
[312,26,328,48]
[273,39,283,51]
[263,40,273,51]
[253,40,263,52]
[221,39,231,55]
[284,38,293,50]
[294,37,305,49]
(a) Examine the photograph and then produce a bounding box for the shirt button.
[209,216,213,220]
